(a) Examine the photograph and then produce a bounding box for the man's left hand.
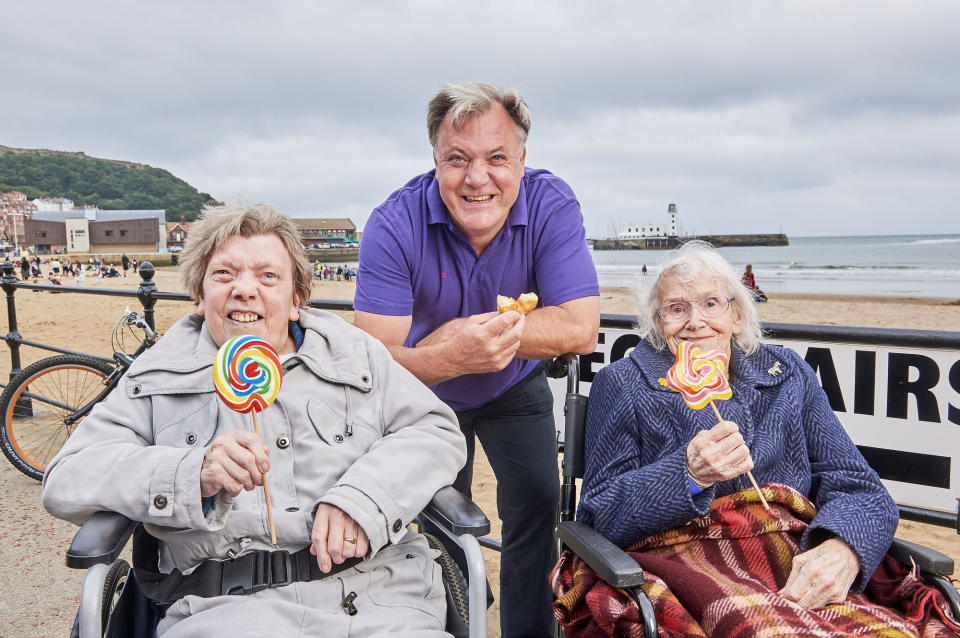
[779,537,860,608]
[310,503,370,573]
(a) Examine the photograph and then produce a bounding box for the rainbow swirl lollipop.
[659,340,732,409]
[213,335,282,413]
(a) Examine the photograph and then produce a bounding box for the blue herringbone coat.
[577,340,898,591]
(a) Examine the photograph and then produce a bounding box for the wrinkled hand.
[779,537,860,608]
[311,504,370,573]
[419,311,525,375]
[200,430,270,498]
[685,420,754,488]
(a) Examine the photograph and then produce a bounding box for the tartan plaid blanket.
[552,484,960,637]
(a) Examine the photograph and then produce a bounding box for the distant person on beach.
[555,241,910,635]
[642,264,647,275]
[121,253,130,276]
[19,257,29,280]
[741,263,767,302]
[43,204,465,636]
[354,81,600,637]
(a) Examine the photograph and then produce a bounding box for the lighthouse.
[617,203,679,239]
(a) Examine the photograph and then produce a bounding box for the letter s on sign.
[949,359,960,426]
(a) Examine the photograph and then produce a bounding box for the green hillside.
[0,146,219,221]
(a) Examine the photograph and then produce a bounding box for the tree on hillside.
[0,150,219,221]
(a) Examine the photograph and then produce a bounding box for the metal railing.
[3,258,958,531]
[1,259,352,385]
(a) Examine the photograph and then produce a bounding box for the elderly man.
[354,82,600,637]
[43,204,466,637]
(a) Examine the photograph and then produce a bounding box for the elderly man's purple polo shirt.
[355,167,598,411]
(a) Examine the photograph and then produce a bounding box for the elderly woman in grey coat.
[43,204,467,637]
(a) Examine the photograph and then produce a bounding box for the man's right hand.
[424,310,526,376]
[200,430,270,498]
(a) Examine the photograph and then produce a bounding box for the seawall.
[305,247,359,262]
[591,233,788,250]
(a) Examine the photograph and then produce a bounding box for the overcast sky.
[3,1,958,237]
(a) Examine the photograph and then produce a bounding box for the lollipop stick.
[710,401,769,510]
[251,410,278,545]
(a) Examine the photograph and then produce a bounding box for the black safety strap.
[134,543,362,605]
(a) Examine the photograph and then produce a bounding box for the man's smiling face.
[433,103,526,255]
[197,233,300,354]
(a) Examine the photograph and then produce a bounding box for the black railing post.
[2,260,24,381]
[137,261,157,332]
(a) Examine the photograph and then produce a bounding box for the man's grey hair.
[427,81,531,156]
[636,240,763,355]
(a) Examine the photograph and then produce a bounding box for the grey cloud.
[1,1,958,235]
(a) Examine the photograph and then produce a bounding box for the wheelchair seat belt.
[134,547,362,604]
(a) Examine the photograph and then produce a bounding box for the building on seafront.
[618,203,679,239]
[294,218,358,247]
[25,208,166,255]
[0,191,38,252]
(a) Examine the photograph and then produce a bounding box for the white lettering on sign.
[548,328,960,514]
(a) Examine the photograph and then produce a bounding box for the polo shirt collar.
[425,168,531,229]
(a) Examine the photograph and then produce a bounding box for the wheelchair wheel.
[0,355,115,480]
[101,559,131,632]
[424,533,469,627]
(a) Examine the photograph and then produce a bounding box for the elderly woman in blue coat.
[577,240,898,610]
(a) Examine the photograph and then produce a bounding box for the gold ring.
[344,537,357,544]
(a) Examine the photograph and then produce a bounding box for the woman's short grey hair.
[427,81,531,155]
[637,240,763,354]
[178,203,313,308]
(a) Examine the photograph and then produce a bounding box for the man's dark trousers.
[454,363,559,638]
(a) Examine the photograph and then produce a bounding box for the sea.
[591,234,960,299]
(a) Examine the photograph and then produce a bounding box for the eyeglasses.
[657,296,732,322]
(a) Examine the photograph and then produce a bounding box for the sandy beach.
[0,268,957,636]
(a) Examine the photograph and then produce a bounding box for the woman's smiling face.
[657,274,742,357]
[197,233,300,354]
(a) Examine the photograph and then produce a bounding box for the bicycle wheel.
[0,355,116,480]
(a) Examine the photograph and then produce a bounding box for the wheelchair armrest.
[546,354,576,379]
[66,511,138,569]
[423,486,491,537]
[558,520,645,589]
[888,537,955,576]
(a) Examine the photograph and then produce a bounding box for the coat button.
[334,434,343,443]
[392,519,402,533]
[276,436,290,449]
[185,434,197,445]
[361,375,369,384]
[132,385,141,395]
[285,506,299,512]
[153,495,168,509]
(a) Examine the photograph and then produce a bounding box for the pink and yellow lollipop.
[659,340,732,409]
[214,335,282,413]
[659,340,769,509]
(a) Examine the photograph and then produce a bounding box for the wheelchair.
[66,486,490,638]
[549,353,960,636]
